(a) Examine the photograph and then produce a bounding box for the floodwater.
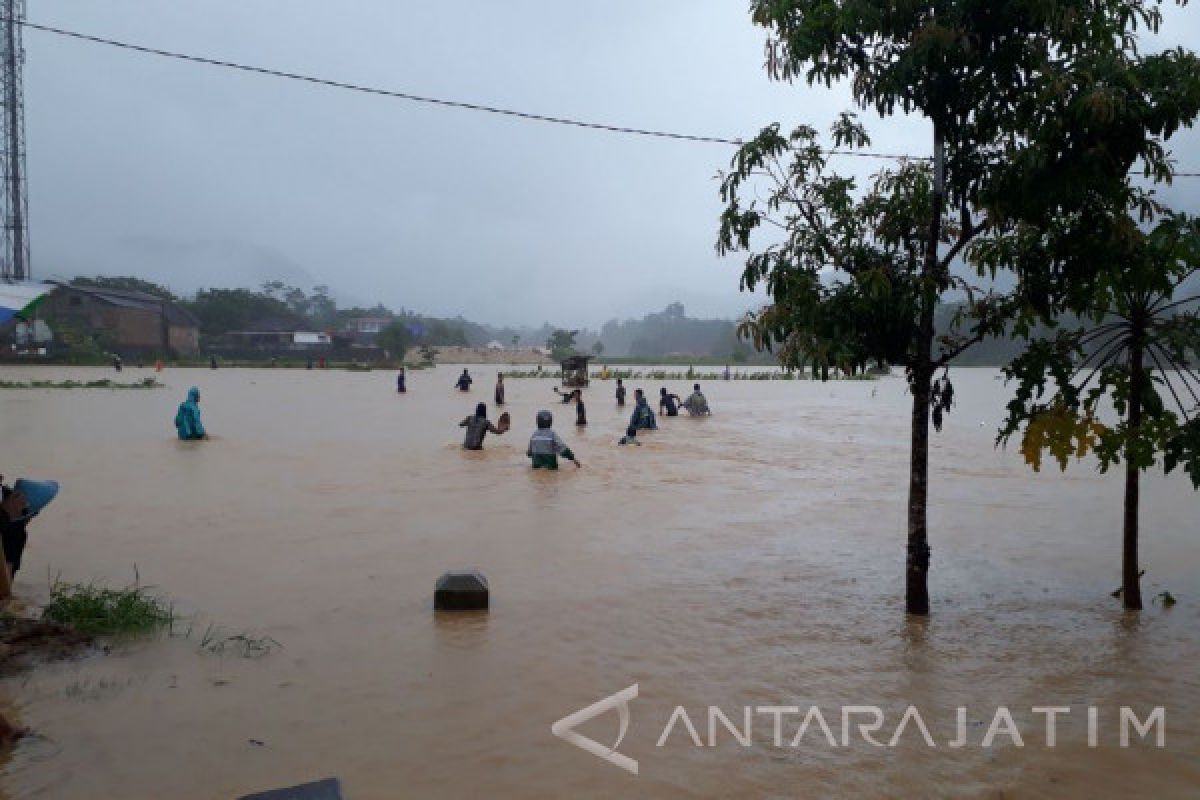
[0,364,1197,799]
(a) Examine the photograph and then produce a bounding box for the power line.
[10,17,920,160]
[10,17,1200,177]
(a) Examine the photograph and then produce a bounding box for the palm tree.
[1002,214,1200,610]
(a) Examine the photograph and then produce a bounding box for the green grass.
[0,377,161,390]
[42,579,175,636]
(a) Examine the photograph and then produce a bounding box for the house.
[223,318,333,351]
[344,315,393,345]
[42,283,200,355]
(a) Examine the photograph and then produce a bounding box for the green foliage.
[718,119,1007,377]
[547,329,579,359]
[70,275,176,301]
[1001,214,1200,489]
[377,320,414,358]
[751,1,1199,221]
[184,288,305,335]
[43,580,174,636]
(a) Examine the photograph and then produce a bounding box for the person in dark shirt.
[0,480,29,598]
[455,369,473,391]
[615,378,626,407]
[659,387,682,417]
[495,373,505,405]
[575,393,587,426]
[630,389,657,431]
[459,403,505,450]
[397,367,407,393]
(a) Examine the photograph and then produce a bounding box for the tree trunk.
[906,124,944,616]
[1122,339,1144,611]
[906,361,933,615]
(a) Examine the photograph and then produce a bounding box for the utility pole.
[0,0,28,282]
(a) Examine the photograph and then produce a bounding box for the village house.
[343,315,393,345]
[42,283,200,355]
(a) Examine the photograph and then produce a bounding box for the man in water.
[682,383,711,416]
[495,373,505,405]
[575,392,587,426]
[615,378,626,407]
[174,387,208,440]
[459,403,505,450]
[455,369,473,391]
[397,367,407,393]
[630,389,657,431]
[723,365,731,381]
[659,387,682,417]
[527,410,581,469]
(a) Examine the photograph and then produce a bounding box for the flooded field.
[0,364,1197,799]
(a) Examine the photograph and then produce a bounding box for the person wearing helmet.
[526,410,581,470]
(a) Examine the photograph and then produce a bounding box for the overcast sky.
[23,1,1200,328]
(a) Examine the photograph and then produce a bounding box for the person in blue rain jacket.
[175,387,208,440]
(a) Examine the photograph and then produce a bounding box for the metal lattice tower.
[0,0,28,282]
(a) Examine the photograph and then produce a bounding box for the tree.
[1000,214,1200,610]
[183,288,304,335]
[591,340,604,357]
[721,118,1009,613]
[378,321,414,361]
[546,329,578,359]
[726,0,1200,614]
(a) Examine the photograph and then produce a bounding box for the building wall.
[169,325,199,354]
[113,308,163,348]
[44,290,199,354]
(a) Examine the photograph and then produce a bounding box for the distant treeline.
[69,276,1195,367]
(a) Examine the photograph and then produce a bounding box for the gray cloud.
[22,1,1200,326]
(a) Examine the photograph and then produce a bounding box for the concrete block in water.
[238,777,342,800]
[434,570,489,611]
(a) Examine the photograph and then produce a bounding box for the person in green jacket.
[174,387,208,440]
[526,410,580,470]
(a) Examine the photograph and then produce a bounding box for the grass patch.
[0,377,161,390]
[42,579,174,636]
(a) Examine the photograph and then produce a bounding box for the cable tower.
[0,0,29,281]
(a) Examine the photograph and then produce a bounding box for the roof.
[235,317,303,333]
[559,354,592,369]
[53,283,199,328]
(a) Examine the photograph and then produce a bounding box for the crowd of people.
[446,367,712,469]
[3,364,713,600]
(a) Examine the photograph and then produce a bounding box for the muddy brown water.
[0,365,1196,799]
